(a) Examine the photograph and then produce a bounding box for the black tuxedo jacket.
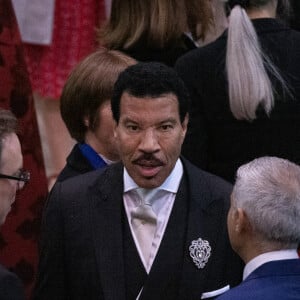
[57,144,94,182]
[176,19,300,182]
[34,158,243,300]
[0,264,24,300]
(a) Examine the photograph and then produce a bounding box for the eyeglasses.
[0,169,30,190]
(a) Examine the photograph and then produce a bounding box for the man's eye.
[160,124,173,130]
[127,125,139,131]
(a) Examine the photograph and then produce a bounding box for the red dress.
[24,0,106,99]
[0,1,48,298]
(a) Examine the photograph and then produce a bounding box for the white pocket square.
[201,285,230,299]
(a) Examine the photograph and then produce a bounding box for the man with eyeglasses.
[0,109,27,299]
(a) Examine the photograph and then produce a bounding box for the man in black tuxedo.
[0,109,27,300]
[34,62,243,300]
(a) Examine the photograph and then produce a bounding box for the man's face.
[0,133,23,225]
[114,92,188,188]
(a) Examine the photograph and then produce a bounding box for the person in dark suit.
[217,156,300,300]
[0,109,28,300]
[58,49,136,182]
[33,62,243,300]
[175,0,300,183]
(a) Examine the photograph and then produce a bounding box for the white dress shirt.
[99,153,116,165]
[123,159,183,273]
[243,249,299,280]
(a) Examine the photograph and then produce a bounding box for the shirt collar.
[243,249,299,280]
[123,158,183,194]
[100,154,116,165]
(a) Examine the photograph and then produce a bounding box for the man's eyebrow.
[122,117,138,123]
[158,118,177,124]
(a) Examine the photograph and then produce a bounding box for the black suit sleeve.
[33,183,67,300]
[0,268,25,300]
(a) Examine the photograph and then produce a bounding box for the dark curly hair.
[111,62,190,124]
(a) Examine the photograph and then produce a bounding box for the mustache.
[133,154,164,166]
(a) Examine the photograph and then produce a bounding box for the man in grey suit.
[34,62,243,300]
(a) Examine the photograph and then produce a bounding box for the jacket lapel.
[87,158,231,299]
[178,159,230,299]
[139,158,227,300]
[88,163,126,300]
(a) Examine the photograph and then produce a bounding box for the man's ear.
[113,121,118,138]
[182,113,189,136]
[236,208,252,233]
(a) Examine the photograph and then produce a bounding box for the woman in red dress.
[23,0,106,188]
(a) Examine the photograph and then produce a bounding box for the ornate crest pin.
[189,238,211,269]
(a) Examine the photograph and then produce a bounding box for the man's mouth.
[133,158,164,177]
[135,164,162,177]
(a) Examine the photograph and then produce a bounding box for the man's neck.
[241,238,298,264]
[84,134,119,162]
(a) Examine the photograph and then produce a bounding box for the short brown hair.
[60,48,136,142]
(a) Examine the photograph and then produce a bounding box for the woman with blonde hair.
[176,0,300,182]
[99,0,214,66]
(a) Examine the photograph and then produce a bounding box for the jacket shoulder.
[182,157,232,191]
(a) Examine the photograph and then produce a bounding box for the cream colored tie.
[131,193,157,266]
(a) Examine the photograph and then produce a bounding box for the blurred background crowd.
[0,0,299,298]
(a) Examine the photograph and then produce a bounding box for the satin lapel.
[178,161,229,299]
[89,163,126,300]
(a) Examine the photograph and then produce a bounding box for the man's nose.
[138,129,160,153]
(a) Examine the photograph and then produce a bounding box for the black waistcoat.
[122,176,189,300]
